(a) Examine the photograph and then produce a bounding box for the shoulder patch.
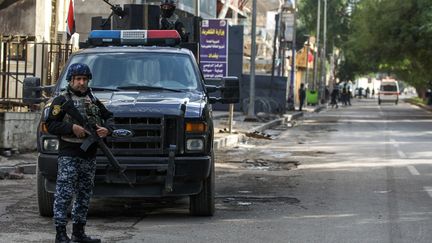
[52,105,61,116]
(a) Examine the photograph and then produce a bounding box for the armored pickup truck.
[23,30,239,217]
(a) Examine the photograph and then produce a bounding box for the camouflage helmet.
[66,63,92,81]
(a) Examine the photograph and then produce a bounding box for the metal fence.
[0,35,72,110]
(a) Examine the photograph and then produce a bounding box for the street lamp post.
[282,0,296,111]
[304,35,310,87]
[312,0,321,91]
[287,6,296,111]
[245,0,258,121]
[320,0,327,104]
[195,0,200,17]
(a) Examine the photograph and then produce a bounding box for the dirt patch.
[290,151,335,157]
[224,159,299,171]
[217,196,300,211]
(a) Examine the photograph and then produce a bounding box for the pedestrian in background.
[299,83,306,111]
[46,63,113,243]
[341,84,348,106]
[330,86,339,108]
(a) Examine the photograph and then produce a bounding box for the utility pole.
[312,0,321,91]
[304,35,310,87]
[228,0,239,133]
[270,13,280,85]
[245,0,257,120]
[320,0,327,103]
[287,1,296,111]
[195,0,200,17]
[233,0,239,24]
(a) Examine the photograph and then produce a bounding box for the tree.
[342,0,432,94]
[299,0,432,96]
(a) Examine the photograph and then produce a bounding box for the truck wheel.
[190,151,215,216]
[37,169,54,217]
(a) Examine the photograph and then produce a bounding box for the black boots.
[71,223,101,243]
[55,226,71,243]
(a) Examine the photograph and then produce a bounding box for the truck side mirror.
[206,76,240,104]
[23,77,42,105]
[220,76,240,104]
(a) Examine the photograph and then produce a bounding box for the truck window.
[381,83,397,92]
[58,52,200,91]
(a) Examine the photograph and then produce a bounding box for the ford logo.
[112,129,134,138]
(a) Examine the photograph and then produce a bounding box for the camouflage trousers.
[53,156,96,227]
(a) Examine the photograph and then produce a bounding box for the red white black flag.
[66,0,75,40]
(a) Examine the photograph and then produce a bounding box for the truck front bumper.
[38,153,211,197]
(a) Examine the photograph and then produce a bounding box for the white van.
[378,80,399,105]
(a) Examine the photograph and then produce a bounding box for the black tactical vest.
[61,90,102,143]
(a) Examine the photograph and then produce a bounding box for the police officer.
[160,0,189,42]
[46,63,113,243]
[298,83,306,111]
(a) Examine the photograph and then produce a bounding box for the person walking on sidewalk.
[298,83,306,111]
[330,86,339,108]
[46,63,113,243]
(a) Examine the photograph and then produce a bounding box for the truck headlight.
[186,138,204,151]
[43,138,59,152]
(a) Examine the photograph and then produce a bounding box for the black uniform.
[46,87,113,227]
[299,85,306,111]
[160,14,189,42]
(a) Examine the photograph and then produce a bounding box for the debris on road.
[245,131,273,140]
[0,166,26,180]
[7,171,24,180]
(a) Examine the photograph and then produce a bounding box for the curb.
[405,100,432,112]
[213,111,303,150]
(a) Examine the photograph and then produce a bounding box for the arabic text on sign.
[201,29,226,36]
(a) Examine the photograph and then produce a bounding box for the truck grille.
[105,117,177,156]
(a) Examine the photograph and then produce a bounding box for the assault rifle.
[62,99,134,188]
[100,0,126,28]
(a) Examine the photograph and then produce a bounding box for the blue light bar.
[88,30,122,46]
[89,30,121,39]
[87,30,181,47]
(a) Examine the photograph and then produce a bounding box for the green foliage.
[298,0,351,54]
[297,0,432,91]
[343,0,432,89]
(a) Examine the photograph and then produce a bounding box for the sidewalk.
[0,107,320,175]
[212,104,326,149]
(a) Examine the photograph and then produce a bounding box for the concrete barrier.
[0,112,40,151]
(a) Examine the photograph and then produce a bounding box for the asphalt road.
[1,98,432,242]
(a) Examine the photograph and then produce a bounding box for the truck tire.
[37,169,54,217]
[190,151,215,216]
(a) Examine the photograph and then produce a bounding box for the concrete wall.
[0,112,40,151]
[0,0,35,35]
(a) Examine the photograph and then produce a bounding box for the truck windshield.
[58,52,201,91]
[381,83,397,92]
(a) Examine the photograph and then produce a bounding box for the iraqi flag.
[66,0,75,40]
